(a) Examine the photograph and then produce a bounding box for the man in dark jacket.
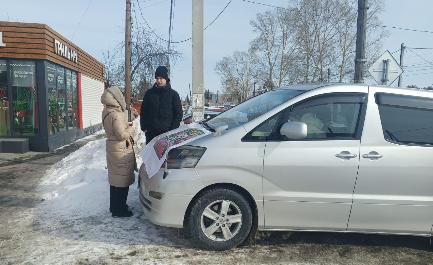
[140,66,183,144]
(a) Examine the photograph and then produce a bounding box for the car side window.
[376,93,433,146]
[243,93,366,142]
[244,112,284,141]
[284,96,365,140]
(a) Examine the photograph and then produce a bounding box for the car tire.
[185,188,253,251]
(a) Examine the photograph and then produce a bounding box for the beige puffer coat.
[101,86,135,187]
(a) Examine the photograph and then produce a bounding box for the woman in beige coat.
[101,86,136,217]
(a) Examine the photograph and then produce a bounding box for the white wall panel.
[81,74,104,129]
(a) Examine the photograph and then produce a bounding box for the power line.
[135,0,173,43]
[135,0,232,44]
[404,63,433,67]
[404,71,433,77]
[382,25,433,34]
[405,67,433,72]
[142,0,168,8]
[204,0,232,30]
[390,49,400,54]
[408,49,433,67]
[71,0,93,40]
[407,47,433,50]
[240,0,288,10]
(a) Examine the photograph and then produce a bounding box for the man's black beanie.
[155,66,170,82]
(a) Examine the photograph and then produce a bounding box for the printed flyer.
[139,123,211,178]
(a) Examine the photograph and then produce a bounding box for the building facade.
[0,22,105,152]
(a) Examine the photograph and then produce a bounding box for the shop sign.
[54,39,78,63]
[0,32,6,47]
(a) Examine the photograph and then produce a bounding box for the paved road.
[1,135,433,264]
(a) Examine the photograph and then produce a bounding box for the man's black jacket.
[140,83,183,133]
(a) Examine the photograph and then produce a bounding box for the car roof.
[277,83,355,91]
[278,83,433,95]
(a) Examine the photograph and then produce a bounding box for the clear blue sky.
[2,0,433,98]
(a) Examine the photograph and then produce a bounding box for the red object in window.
[17,111,26,118]
[77,72,83,129]
[0,89,6,98]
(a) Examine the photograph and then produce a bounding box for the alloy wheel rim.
[200,199,243,242]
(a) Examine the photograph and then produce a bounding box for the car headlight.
[167,145,206,169]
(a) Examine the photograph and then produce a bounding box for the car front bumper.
[138,165,198,228]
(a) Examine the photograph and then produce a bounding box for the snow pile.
[32,133,189,264]
[39,118,145,216]
[39,139,109,215]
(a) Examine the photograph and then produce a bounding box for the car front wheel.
[185,188,253,251]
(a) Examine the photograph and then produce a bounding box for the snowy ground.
[2,133,433,264]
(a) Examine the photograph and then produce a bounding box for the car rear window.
[376,93,433,146]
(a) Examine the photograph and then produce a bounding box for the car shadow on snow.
[253,230,432,251]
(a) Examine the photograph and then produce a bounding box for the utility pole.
[192,0,204,121]
[167,0,175,72]
[398,43,405,87]
[125,0,132,121]
[354,0,368,83]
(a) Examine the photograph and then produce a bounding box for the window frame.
[9,60,38,136]
[242,92,368,142]
[375,92,433,147]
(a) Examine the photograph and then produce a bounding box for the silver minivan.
[139,84,433,250]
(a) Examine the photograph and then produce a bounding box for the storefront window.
[10,61,38,136]
[0,60,9,136]
[47,63,78,134]
[56,66,66,132]
[71,71,78,128]
[47,62,58,135]
[66,70,76,129]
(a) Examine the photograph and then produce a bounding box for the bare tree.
[103,27,179,101]
[215,51,258,103]
[216,0,386,89]
[332,0,386,82]
[250,8,298,87]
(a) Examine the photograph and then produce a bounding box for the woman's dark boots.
[110,185,133,217]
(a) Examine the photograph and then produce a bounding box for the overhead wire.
[407,48,433,67]
[135,0,232,44]
[382,25,433,34]
[240,0,288,10]
[71,0,93,40]
[142,0,168,8]
[406,47,433,50]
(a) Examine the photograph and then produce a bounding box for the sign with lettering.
[0,32,6,47]
[54,39,78,63]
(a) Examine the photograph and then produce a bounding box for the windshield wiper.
[199,121,215,132]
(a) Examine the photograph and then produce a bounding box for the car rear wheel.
[185,188,253,251]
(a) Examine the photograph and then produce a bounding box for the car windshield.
[205,89,305,130]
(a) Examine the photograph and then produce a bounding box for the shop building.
[0,21,105,152]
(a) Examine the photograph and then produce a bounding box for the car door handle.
[362,151,383,160]
[335,151,357,160]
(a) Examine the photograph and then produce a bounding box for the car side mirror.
[280,121,307,140]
